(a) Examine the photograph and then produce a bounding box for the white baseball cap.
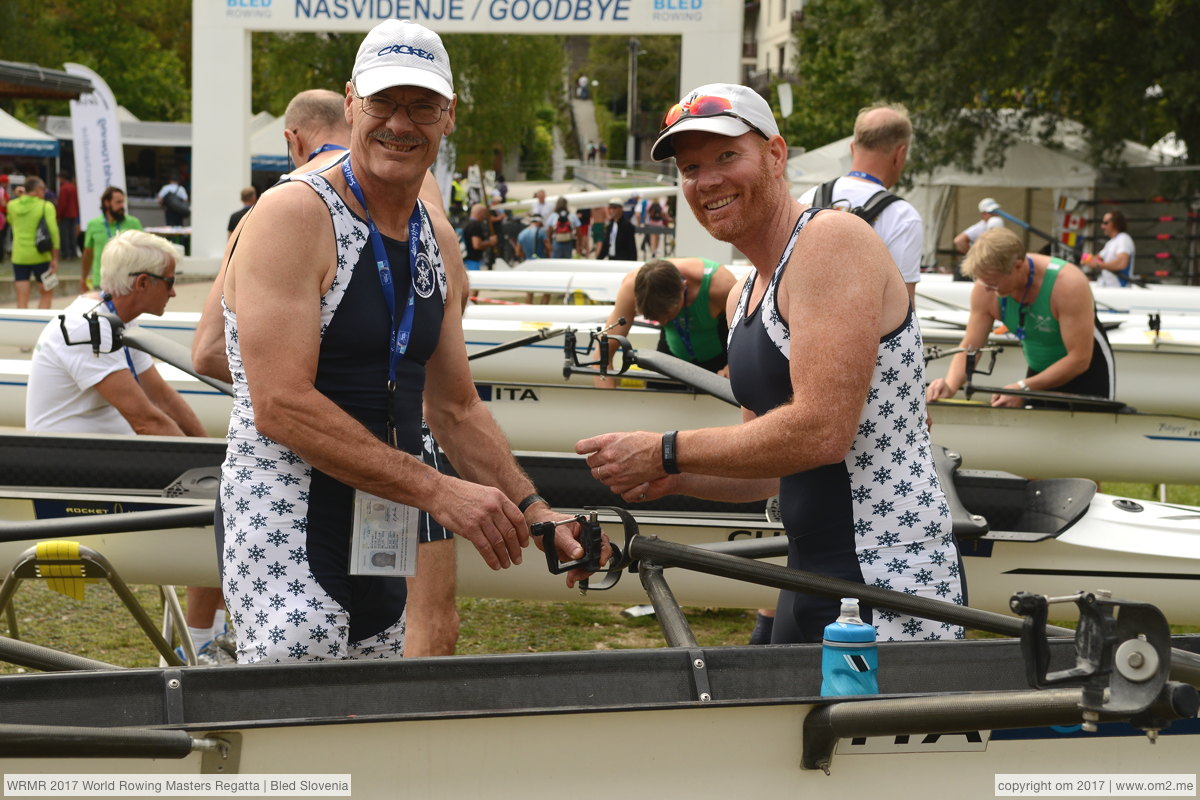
[979,197,1000,214]
[651,83,780,162]
[352,20,454,101]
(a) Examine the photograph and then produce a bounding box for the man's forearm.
[675,472,778,503]
[428,399,536,503]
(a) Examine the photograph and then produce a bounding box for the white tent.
[0,107,59,157]
[248,111,287,173]
[786,123,1165,267]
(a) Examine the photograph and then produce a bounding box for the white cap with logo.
[651,83,780,162]
[352,20,454,101]
[979,198,1000,214]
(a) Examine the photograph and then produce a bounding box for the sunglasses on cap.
[660,95,769,140]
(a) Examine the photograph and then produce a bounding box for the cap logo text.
[378,44,436,62]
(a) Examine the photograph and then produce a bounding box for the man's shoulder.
[128,216,144,229]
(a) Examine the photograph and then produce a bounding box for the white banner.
[64,63,126,222]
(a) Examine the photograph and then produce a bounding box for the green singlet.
[663,259,725,364]
[1000,258,1067,373]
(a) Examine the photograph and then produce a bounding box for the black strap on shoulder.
[813,179,837,209]
[856,189,902,226]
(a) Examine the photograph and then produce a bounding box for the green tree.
[794,0,1198,170]
[584,36,680,159]
[0,0,190,123]
[441,33,564,168]
[786,0,876,152]
[250,32,563,170]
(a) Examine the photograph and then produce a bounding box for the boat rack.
[0,541,188,668]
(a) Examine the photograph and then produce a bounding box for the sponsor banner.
[215,0,722,30]
[65,64,126,223]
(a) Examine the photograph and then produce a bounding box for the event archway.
[191,1,742,267]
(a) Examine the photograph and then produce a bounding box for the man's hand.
[925,377,957,404]
[524,504,613,589]
[576,431,667,498]
[991,386,1026,408]
[433,480,529,570]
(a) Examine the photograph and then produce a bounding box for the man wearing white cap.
[798,103,923,302]
[215,20,601,664]
[953,197,1005,255]
[578,83,963,645]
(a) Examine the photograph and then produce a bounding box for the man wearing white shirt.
[26,230,227,664]
[27,230,202,437]
[798,103,922,303]
[1090,209,1136,288]
[529,189,553,222]
[954,197,1006,254]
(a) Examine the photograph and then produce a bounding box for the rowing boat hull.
[7,302,1197,415]
[928,400,1200,484]
[3,368,1197,483]
[919,309,1200,416]
[2,431,1198,622]
[1,638,1197,793]
[919,273,1200,315]
[0,310,657,387]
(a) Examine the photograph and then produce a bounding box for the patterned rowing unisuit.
[727,208,965,644]
[217,160,448,663]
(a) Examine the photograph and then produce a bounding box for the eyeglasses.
[132,271,175,289]
[356,93,449,124]
[660,94,769,140]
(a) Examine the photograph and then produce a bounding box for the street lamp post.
[626,37,639,169]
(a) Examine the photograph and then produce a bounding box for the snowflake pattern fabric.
[219,166,446,663]
[730,209,964,642]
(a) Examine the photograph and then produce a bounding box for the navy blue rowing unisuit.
[727,209,964,644]
[218,162,448,663]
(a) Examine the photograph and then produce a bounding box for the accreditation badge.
[349,490,419,577]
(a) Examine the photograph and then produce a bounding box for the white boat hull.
[928,400,1200,484]
[919,310,1200,417]
[3,465,1199,624]
[3,368,1198,484]
[3,700,1196,796]
[0,310,659,387]
[919,272,1200,315]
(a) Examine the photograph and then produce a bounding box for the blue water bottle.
[820,598,879,696]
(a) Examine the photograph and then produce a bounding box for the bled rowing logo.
[414,252,435,299]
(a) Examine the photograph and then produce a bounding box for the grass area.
[0,581,756,674]
[1,480,1193,672]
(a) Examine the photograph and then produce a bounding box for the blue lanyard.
[669,285,695,360]
[847,170,884,186]
[103,298,138,381]
[999,258,1036,341]
[340,157,422,390]
[308,143,348,163]
[103,218,123,239]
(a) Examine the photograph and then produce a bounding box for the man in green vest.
[594,257,739,388]
[926,226,1115,407]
